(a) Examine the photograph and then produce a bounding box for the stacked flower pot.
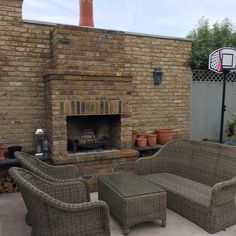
[132,130,158,148]
[132,129,173,148]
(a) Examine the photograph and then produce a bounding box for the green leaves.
[225,113,236,137]
[187,17,236,70]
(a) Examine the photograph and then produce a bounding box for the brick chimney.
[79,0,94,27]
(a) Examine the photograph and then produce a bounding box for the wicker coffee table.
[98,172,166,235]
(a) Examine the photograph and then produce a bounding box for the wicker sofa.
[135,139,236,233]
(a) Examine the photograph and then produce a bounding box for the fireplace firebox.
[67,115,121,153]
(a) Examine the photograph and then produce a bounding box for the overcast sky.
[22,0,236,38]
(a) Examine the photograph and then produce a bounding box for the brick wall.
[50,25,126,75]
[125,33,192,137]
[0,0,192,154]
[0,0,53,151]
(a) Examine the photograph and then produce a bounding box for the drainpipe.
[79,0,94,27]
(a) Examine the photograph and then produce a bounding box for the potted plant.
[225,113,236,145]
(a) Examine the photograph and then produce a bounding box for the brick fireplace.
[44,25,138,172]
[0,0,192,185]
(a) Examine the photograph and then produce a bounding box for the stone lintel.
[44,70,133,80]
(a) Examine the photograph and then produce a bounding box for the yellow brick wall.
[125,33,192,137]
[0,0,192,153]
[0,0,53,151]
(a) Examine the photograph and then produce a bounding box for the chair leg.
[122,225,129,235]
[25,212,32,226]
[161,218,166,227]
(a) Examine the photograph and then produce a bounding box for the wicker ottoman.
[98,172,166,235]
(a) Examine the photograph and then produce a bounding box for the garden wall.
[0,0,192,154]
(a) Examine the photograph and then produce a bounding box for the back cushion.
[160,140,236,186]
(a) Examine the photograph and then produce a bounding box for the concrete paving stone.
[0,192,235,236]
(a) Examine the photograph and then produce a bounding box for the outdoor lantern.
[35,128,45,156]
[153,68,163,84]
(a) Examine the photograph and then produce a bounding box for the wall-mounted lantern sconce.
[153,68,163,84]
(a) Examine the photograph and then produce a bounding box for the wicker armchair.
[15,151,90,225]
[9,167,111,236]
[135,139,236,233]
[14,151,81,181]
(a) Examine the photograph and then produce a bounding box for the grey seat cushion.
[142,173,212,207]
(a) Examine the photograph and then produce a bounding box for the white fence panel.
[190,70,236,140]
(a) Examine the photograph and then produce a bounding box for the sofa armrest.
[135,140,176,175]
[211,177,236,206]
[135,155,155,175]
[135,145,167,175]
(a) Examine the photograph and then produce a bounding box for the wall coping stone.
[125,31,193,42]
[23,19,57,27]
[22,20,192,43]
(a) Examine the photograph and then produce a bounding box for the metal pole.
[219,71,228,143]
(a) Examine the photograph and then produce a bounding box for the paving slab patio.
[0,192,236,236]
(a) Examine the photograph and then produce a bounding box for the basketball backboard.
[209,47,236,73]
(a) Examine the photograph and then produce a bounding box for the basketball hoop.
[208,47,236,143]
[209,47,236,73]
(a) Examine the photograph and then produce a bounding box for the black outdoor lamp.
[153,68,163,84]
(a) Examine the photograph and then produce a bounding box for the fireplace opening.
[66,115,121,153]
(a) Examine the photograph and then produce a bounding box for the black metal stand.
[219,71,229,143]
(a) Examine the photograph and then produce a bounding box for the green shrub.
[186,18,236,70]
[225,113,236,137]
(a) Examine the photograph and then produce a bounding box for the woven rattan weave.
[14,151,82,181]
[14,151,90,224]
[9,167,110,236]
[98,172,166,235]
[135,139,236,233]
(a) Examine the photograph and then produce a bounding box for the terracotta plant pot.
[137,133,146,139]
[136,138,147,148]
[156,129,173,145]
[146,134,157,146]
[0,144,5,160]
[131,130,137,147]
